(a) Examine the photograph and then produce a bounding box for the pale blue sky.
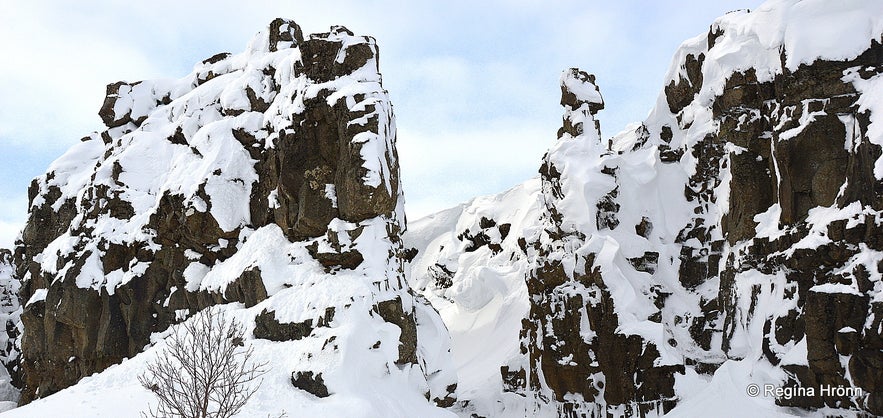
[0,0,762,248]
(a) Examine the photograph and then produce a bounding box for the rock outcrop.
[505,69,682,417]
[407,1,883,416]
[8,19,456,415]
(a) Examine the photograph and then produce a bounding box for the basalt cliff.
[407,1,883,417]
[1,19,456,417]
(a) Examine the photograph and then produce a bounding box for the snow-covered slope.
[405,179,542,415]
[5,19,456,417]
[407,0,883,416]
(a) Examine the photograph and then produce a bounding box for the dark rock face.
[663,29,883,417]
[665,53,705,113]
[253,308,334,342]
[248,25,399,241]
[699,40,883,415]
[500,69,682,417]
[521,260,682,415]
[374,296,417,365]
[399,6,882,417]
[9,19,454,408]
[494,22,883,418]
[291,371,329,398]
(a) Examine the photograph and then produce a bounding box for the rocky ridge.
[407,1,883,416]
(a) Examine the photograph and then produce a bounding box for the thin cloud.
[398,122,552,219]
[0,0,766,248]
[0,194,27,249]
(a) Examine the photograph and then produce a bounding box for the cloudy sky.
[0,0,763,248]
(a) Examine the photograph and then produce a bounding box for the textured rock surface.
[8,19,456,414]
[507,69,682,417]
[675,40,883,415]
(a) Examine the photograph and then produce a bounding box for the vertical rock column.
[503,69,681,417]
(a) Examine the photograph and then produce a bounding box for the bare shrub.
[139,309,266,418]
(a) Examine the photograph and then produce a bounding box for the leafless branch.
[139,309,267,418]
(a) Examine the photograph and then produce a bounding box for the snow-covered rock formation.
[5,19,456,417]
[0,250,21,411]
[407,0,883,416]
[3,1,883,417]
